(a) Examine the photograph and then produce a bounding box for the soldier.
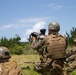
[66,38,76,74]
[0,42,22,75]
[37,29,47,62]
[31,22,68,75]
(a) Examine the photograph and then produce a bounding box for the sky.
[0,0,76,42]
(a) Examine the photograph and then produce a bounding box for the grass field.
[10,55,42,75]
[10,55,76,75]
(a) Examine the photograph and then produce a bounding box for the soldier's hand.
[32,36,36,41]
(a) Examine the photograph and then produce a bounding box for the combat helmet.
[0,46,11,59]
[48,22,60,32]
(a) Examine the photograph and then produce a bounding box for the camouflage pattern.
[32,34,46,62]
[34,58,65,75]
[65,38,76,74]
[73,38,76,46]
[32,38,67,75]
[0,47,11,59]
[66,47,76,73]
[31,22,67,75]
[48,22,60,32]
[32,34,67,75]
[0,60,22,75]
[45,34,66,59]
[73,38,76,43]
[0,40,11,59]
[0,45,22,75]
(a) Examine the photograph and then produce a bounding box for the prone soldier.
[66,38,76,74]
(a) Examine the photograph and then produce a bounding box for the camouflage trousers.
[66,60,76,74]
[34,58,65,75]
[38,50,47,63]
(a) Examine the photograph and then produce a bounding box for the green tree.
[1,37,9,48]
[66,27,76,46]
[1,35,37,55]
[1,35,21,48]
[12,45,23,55]
[12,34,21,45]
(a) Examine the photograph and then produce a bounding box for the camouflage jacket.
[31,35,46,50]
[66,47,76,62]
[32,33,67,59]
[0,60,22,75]
[32,33,67,49]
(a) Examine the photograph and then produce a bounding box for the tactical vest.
[45,34,66,59]
[0,61,22,75]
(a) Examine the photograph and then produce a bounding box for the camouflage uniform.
[66,38,76,74]
[37,35,47,62]
[32,29,46,63]
[0,46,22,75]
[32,22,67,75]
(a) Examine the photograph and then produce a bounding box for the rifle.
[28,29,46,43]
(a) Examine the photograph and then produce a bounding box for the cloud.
[0,17,51,30]
[0,24,14,30]
[47,3,62,10]
[21,21,46,42]
[0,17,51,42]
[25,21,46,35]
[0,23,30,30]
[3,24,13,28]
[17,17,52,23]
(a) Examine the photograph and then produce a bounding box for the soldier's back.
[45,34,66,59]
[0,60,22,75]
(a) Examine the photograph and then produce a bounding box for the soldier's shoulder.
[58,34,67,40]
[1,60,22,75]
[58,34,65,37]
[2,60,20,69]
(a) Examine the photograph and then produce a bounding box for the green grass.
[22,65,42,75]
[69,70,76,75]
[10,55,76,75]
[10,55,42,75]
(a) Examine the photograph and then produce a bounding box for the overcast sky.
[0,0,76,42]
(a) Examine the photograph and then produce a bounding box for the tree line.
[0,27,76,55]
[66,27,76,46]
[1,35,37,55]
